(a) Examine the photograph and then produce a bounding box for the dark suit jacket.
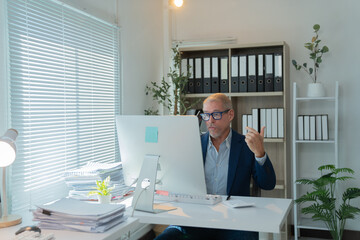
[201,129,276,196]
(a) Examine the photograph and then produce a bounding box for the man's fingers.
[260,126,265,137]
[245,126,257,133]
[246,126,265,136]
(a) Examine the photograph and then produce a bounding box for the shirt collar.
[208,129,232,150]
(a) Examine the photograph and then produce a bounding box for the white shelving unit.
[292,82,339,239]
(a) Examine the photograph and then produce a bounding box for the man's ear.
[228,109,235,121]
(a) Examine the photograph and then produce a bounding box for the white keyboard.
[154,192,222,205]
[13,231,55,240]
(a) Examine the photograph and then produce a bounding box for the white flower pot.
[98,194,112,204]
[307,83,325,97]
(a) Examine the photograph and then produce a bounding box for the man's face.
[203,100,234,140]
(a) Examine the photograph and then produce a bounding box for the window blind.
[6,0,121,213]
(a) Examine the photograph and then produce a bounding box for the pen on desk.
[226,195,231,201]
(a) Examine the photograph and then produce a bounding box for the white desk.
[0,210,151,240]
[133,196,293,234]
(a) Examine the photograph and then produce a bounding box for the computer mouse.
[15,225,41,235]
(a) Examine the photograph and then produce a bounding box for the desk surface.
[133,196,293,234]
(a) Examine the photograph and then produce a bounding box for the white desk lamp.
[0,129,22,227]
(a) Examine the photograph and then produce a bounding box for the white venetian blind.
[6,0,121,213]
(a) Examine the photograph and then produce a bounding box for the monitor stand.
[132,154,174,213]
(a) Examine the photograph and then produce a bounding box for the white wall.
[172,0,360,230]
[0,0,9,135]
[117,0,164,114]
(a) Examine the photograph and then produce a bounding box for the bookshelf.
[180,41,290,200]
[291,82,339,239]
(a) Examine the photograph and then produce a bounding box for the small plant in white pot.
[88,176,114,204]
[292,24,329,97]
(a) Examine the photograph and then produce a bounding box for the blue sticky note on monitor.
[145,126,158,143]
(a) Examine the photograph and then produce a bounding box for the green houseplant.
[145,46,199,115]
[295,164,360,240]
[292,24,329,84]
[292,24,330,97]
[88,176,114,203]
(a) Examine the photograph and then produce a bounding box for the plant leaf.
[304,43,313,51]
[313,24,320,31]
[309,68,313,74]
[296,178,315,185]
[318,164,335,171]
[322,46,329,53]
[334,167,354,175]
[343,188,360,201]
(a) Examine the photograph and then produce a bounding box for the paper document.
[223,199,255,208]
[33,198,126,233]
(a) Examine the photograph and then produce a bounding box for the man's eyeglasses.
[200,109,230,121]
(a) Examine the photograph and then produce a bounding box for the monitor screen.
[115,115,207,196]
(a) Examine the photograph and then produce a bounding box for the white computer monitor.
[115,115,207,196]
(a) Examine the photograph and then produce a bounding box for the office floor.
[154,227,329,240]
[259,234,328,240]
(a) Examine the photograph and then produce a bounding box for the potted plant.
[292,24,329,97]
[88,176,114,204]
[145,45,199,115]
[295,164,360,240]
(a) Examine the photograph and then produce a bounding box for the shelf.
[275,180,285,190]
[296,217,328,231]
[179,41,286,52]
[264,138,284,143]
[295,96,335,101]
[295,140,335,144]
[292,82,339,239]
[185,91,283,98]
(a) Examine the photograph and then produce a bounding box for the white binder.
[271,108,278,138]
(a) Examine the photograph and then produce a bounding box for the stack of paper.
[33,198,126,233]
[64,161,130,200]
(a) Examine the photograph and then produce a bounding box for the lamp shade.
[0,129,18,167]
[173,0,183,7]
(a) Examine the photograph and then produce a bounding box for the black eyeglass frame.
[200,109,231,121]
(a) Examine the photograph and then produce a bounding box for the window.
[6,0,121,213]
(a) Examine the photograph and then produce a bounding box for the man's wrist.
[255,153,267,166]
[255,151,265,158]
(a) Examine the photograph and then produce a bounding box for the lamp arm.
[2,167,8,218]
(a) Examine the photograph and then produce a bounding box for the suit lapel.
[201,132,209,165]
[227,130,244,194]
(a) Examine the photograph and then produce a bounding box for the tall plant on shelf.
[145,46,199,115]
[295,165,360,240]
[292,24,329,83]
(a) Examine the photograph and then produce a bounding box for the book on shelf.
[220,56,229,93]
[248,55,257,92]
[298,115,304,140]
[203,57,211,93]
[231,55,239,92]
[239,55,247,92]
[322,114,329,140]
